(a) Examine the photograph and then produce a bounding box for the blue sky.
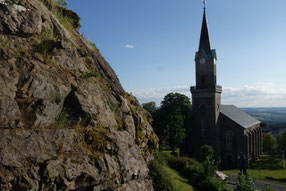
[68,0,286,107]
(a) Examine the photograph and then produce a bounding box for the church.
[183,5,262,169]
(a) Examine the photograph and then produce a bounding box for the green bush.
[167,156,204,186]
[168,156,192,171]
[235,173,255,191]
[198,177,227,191]
[148,152,174,191]
[183,163,204,185]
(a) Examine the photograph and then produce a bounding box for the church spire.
[198,2,212,55]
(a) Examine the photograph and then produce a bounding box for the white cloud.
[125,44,134,49]
[133,83,286,107]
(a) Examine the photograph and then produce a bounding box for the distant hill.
[241,108,286,124]
[241,108,286,137]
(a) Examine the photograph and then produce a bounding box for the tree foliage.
[151,93,192,152]
[167,109,185,153]
[263,134,277,153]
[277,130,286,151]
[142,101,157,116]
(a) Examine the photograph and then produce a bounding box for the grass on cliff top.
[162,164,194,191]
[222,154,286,183]
[149,151,193,191]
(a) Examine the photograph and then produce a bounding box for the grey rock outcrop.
[0,0,158,190]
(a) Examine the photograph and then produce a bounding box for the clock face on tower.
[200,57,206,64]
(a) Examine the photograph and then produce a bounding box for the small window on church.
[201,75,206,86]
[201,120,206,137]
[226,134,232,151]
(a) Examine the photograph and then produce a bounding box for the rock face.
[0,0,158,190]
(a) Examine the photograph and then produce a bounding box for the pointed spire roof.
[198,8,212,54]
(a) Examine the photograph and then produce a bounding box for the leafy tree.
[153,93,192,152]
[56,0,67,7]
[277,130,286,151]
[160,93,192,123]
[167,109,185,154]
[263,134,277,153]
[142,102,157,116]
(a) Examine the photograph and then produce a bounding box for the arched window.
[201,120,206,137]
[225,133,233,151]
[201,75,206,86]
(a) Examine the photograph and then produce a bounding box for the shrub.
[80,72,99,79]
[148,160,174,191]
[168,156,191,171]
[148,151,174,191]
[198,177,228,191]
[168,156,201,172]
[167,156,204,186]
[235,173,255,191]
[183,163,204,185]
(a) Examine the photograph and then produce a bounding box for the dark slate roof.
[220,105,260,129]
[199,9,212,55]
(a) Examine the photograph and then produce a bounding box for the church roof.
[220,105,260,129]
[198,8,212,55]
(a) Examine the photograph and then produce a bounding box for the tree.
[167,109,185,154]
[153,93,192,152]
[263,134,277,153]
[277,130,286,151]
[142,102,157,116]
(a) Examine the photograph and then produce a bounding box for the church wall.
[219,114,245,169]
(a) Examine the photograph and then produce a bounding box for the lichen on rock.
[0,0,158,190]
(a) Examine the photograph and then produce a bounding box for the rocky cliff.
[0,0,158,190]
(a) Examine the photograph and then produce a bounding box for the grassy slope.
[162,164,194,191]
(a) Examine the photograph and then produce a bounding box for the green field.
[223,154,286,183]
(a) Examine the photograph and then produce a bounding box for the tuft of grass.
[56,110,69,126]
[80,72,99,79]
[34,28,56,57]
[52,8,74,31]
